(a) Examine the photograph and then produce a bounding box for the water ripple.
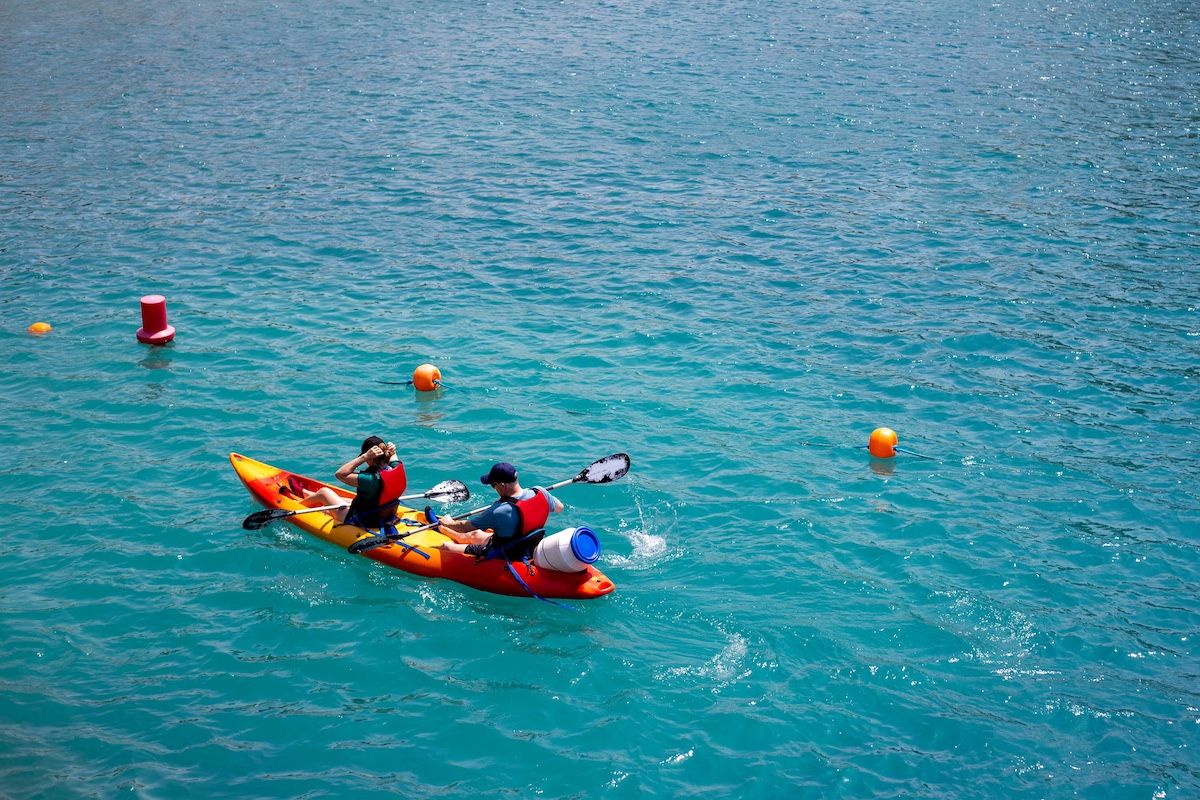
[3,0,1199,796]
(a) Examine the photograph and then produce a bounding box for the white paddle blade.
[580,453,630,484]
[426,480,470,503]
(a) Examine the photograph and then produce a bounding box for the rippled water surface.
[2,0,1198,797]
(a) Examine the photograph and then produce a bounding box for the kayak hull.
[230,453,615,600]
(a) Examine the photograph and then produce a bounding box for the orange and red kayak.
[230,453,615,600]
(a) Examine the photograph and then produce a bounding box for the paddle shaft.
[255,484,465,527]
[407,474,581,533]
[282,502,347,517]
[268,487,460,521]
[350,475,583,553]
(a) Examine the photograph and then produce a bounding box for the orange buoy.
[412,363,442,392]
[868,427,898,458]
[27,322,52,335]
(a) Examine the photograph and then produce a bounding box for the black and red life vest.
[483,488,551,561]
[346,463,407,528]
[506,488,551,537]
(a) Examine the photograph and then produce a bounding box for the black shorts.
[464,538,492,558]
[464,533,543,560]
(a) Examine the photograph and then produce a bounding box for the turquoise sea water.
[2,0,1198,796]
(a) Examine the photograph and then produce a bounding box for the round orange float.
[868,427,898,458]
[412,363,442,392]
[27,322,52,335]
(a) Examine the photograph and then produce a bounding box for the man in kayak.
[435,462,564,559]
[284,436,407,528]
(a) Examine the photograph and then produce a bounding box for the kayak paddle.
[241,479,470,530]
[347,452,631,555]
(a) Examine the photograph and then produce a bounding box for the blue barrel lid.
[570,525,601,564]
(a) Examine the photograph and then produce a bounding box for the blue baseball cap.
[480,462,518,486]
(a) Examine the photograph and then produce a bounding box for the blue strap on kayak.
[501,559,578,612]
[383,522,431,559]
[430,511,570,605]
[482,528,577,610]
[392,539,431,559]
[348,504,442,555]
[467,526,577,610]
[352,522,430,560]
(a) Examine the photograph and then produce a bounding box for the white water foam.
[659,630,752,694]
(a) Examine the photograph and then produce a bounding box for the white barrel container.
[533,526,601,573]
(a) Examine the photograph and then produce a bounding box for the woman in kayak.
[435,461,564,559]
[284,436,407,528]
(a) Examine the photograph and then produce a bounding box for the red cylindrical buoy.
[136,294,176,345]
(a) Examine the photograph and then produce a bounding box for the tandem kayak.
[230,453,616,600]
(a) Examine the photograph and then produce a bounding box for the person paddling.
[285,436,407,528]
[435,462,564,559]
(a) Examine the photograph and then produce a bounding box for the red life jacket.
[378,463,407,504]
[508,488,550,536]
[482,488,552,563]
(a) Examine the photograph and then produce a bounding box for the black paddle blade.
[242,508,290,530]
[577,453,631,484]
[348,530,431,559]
[425,480,469,503]
[348,534,391,554]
